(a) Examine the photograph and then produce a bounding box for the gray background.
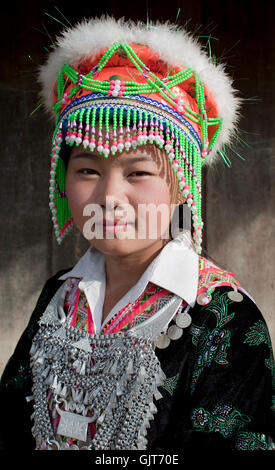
[1,0,274,373]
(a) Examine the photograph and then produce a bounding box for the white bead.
[178,106,184,112]
[117,143,124,151]
[83,139,89,148]
[111,145,118,153]
[125,142,131,150]
[97,145,104,153]
[103,148,110,155]
[75,137,82,144]
[112,90,119,97]
[89,143,96,151]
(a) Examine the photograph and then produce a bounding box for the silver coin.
[155,334,171,349]
[227,290,243,302]
[197,293,212,306]
[176,312,192,328]
[167,324,183,340]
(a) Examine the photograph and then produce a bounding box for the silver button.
[167,324,183,340]
[227,290,243,302]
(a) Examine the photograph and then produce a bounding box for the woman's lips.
[102,220,134,232]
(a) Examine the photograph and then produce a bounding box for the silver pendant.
[155,334,171,349]
[52,326,67,339]
[72,336,93,353]
[227,290,243,302]
[175,311,192,328]
[57,407,93,442]
[197,292,212,305]
[167,324,183,340]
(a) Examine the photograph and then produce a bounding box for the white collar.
[58,231,198,307]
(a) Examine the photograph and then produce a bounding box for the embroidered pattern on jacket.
[244,320,274,372]
[189,290,235,394]
[160,373,180,396]
[191,404,251,438]
[235,431,270,450]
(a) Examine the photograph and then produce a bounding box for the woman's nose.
[94,170,127,209]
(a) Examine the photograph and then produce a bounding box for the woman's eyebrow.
[120,156,155,165]
[71,153,155,165]
[71,152,100,160]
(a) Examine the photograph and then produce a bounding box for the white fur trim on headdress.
[38,16,241,164]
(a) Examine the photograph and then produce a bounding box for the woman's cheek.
[66,179,92,228]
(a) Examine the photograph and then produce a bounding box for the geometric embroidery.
[198,256,241,296]
[102,283,176,334]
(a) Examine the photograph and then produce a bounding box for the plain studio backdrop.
[0,0,274,373]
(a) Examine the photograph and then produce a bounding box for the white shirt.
[58,232,198,333]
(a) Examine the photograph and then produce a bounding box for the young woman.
[0,17,274,451]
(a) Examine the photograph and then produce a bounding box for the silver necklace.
[30,281,185,450]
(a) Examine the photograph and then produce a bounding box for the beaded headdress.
[39,17,240,254]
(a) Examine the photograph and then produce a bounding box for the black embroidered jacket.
[0,270,274,452]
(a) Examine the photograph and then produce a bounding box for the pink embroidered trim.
[103,286,171,334]
[197,256,241,295]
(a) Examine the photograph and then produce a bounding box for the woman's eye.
[129,171,151,177]
[78,168,98,175]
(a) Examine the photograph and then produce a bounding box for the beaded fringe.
[49,104,204,253]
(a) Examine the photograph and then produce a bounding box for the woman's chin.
[89,237,164,257]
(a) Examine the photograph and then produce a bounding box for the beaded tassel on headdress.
[41,17,240,254]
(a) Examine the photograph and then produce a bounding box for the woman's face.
[66,141,181,257]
